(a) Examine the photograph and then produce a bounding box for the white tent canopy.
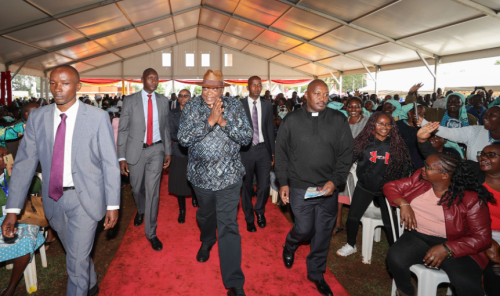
[1,0,500,81]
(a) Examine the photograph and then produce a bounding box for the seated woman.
[405,84,479,126]
[383,152,493,296]
[336,112,413,256]
[0,146,45,296]
[417,123,500,296]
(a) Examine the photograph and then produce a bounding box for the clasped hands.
[208,98,226,127]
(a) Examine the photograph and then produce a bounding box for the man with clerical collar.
[178,70,252,296]
[275,79,354,296]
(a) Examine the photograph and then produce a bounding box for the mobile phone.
[413,102,419,120]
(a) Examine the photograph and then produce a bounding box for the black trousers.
[285,187,338,281]
[193,179,244,288]
[387,231,484,296]
[346,184,397,247]
[484,260,500,296]
[241,144,272,223]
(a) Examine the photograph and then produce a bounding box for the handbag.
[17,195,49,227]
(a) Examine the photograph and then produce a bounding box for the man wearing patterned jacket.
[178,70,252,296]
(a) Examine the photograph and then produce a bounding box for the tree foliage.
[323,74,367,93]
[11,74,41,96]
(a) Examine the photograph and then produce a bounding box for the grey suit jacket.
[6,100,121,221]
[117,91,171,165]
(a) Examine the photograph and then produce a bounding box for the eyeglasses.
[423,162,447,173]
[202,87,222,92]
[178,94,190,98]
[375,123,393,128]
[477,151,500,159]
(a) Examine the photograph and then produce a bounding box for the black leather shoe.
[178,209,186,224]
[227,287,246,296]
[196,244,213,262]
[283,245,294,269]
[192,198,198,208]
[307,276,333,296]
[133,213,144,226]
[148,237,163,251]
[256,213,266,228]
[88,284,99,296]
[246,222,257,232]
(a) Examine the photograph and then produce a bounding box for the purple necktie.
[49,113,67,201]
[252,101,259,145]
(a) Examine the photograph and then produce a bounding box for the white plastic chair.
[385,199,452,296]
[360,202,384,264]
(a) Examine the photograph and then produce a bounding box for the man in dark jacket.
[275,79,354,296]
[240,76,275,232]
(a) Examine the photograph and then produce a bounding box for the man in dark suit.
[117,68,171,251]
[240,76,275,232]
[2,65,120,296]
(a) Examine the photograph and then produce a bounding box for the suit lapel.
[243,97,253,128]
[72,100,87,168]
[44,105,55,155]
[137,92,146,130]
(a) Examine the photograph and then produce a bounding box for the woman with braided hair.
[336,111,413,257]
[383,152,494,296]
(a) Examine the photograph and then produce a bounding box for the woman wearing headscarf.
[405,84,479,125]
[169,89,198,223]
[382,100,407,121]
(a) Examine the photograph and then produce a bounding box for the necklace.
[349,116,362,124]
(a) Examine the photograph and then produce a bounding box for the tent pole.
[375,67,379,96]
[40,75,44,99]
[339,75,343,95]
[434,57,441,93]
[268,61,272,93]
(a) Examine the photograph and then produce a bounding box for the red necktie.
[147,94,153,146]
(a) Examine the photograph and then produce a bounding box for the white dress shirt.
[142,90,161,143]
[170,100,177,110]
[6,100,118,214]
[247,97,264,143]
[118,90,161,162]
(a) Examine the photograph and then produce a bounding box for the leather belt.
[252,142,265,147]
[63,186,75,191]
[143,140,162,149]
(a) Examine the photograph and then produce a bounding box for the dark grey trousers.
[241,144,272,223]
[193,179,245,288]
[128,143,164,239]
[49,190,98,296]
[285,187,338,281]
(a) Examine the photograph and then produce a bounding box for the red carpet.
[100,175,349,296]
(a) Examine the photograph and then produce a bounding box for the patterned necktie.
[147,94,153,146]
[252,101,259,145]
[49,113,67,201]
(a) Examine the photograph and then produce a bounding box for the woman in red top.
[417,122,500,296]
[383,153,494,296]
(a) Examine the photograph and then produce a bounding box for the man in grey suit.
[117,68,171,251]
[1,65,120,296]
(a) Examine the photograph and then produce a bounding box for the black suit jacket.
[240,97,275,160]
